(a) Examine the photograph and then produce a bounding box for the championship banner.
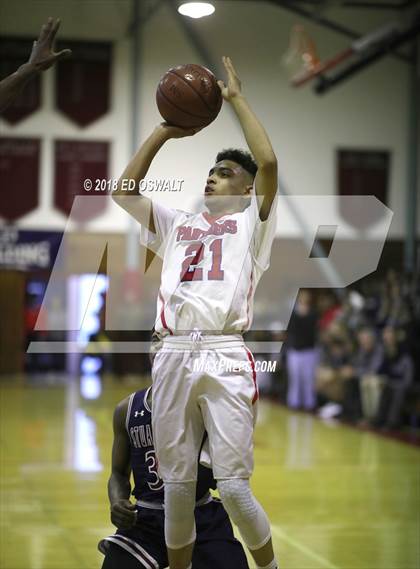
[0,38,41,124]
[0,228,62,271]
[55,41,112,126]
[0,137,40,221]
[337,149,390,230]
[54,139,109,222]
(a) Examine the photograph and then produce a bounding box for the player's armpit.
[113,194,156,233]
[112,125,180,232]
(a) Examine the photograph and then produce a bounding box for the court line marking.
[272,525,341,569]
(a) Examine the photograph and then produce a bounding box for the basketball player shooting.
[113,56,279,569]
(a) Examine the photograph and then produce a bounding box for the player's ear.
[244,184,253,195]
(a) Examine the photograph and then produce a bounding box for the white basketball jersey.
[142,194,277,335]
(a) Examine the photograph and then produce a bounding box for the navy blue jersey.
[126,388,216,503]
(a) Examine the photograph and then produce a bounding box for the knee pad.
[217,479,271,550]
[164,482,196,549]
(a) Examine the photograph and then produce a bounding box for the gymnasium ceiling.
[0,0,417,63]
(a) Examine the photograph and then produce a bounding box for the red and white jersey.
[142,194,277,336]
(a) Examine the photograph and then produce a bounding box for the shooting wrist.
[153,124,173,143]
[229,93,247,107]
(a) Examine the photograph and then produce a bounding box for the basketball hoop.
[282,24,320,79]
[288,19,409,90]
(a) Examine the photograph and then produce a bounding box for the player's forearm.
[108,472,131,506]
[230,95,277,168]
[0,63,38,112]
[113,126,170,199]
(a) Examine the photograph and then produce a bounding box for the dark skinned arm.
[0,18,71,112]
[108,398,137,529]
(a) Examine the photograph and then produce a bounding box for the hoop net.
[282,24,320,79]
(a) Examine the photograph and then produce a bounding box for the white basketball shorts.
[151,334,258,482]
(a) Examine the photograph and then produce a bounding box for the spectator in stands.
[317,291,342,333]
[316,335,353,416]
[310,273,418,431]
[376,271,411,330]
[341,327,383,423]
[338,290,366,334]
[355,327,385,422]
[373,326,414,429]
[285,290,319,411]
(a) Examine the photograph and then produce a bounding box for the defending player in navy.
[99,387,250,569]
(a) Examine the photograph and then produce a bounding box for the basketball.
[156,64,223,129]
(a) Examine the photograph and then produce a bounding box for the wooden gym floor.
[0,375,419,569]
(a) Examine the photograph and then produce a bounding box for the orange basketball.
[156,64,223,129]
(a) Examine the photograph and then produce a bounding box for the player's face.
[204,160,253,212]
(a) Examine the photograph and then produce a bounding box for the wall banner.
[0,228,62,271]
[54,139,109,222]
[0,37,41,124]
[0,137,40,221]
[55,41,112,127]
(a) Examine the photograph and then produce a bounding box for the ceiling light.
[178,2,215,19]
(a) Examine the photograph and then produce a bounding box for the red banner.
[54,140,109,222]
[337,149,390,230]
[55,41,112,127]
[0,137,40,221]
[0,38,41,124]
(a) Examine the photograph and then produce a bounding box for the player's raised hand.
[157,122,203,139]
[110,499,138,528]
[217,56,242,101]
[28,17,72,71]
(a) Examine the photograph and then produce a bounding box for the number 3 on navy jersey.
[180,238,224,282]
[145,450,164,491]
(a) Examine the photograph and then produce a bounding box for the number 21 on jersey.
[180,238,224,282]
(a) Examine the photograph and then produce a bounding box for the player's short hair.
[216,149,258,178]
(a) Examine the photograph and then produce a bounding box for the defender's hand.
[28,18,72,71]
[217,56,242,101]
[110,499,137,529]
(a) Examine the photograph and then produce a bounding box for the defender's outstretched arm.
[0,18,71,112]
